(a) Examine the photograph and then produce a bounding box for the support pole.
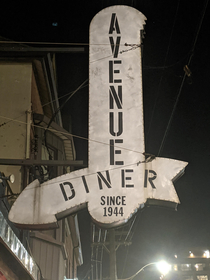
[109,229,117,280]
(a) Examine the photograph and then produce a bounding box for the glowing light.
[204,250,210,258]
[25,252,29,266]
[156,261,171,276]
[174,255,177,258]
[174,265,178,271]
[189,252,194,257]
[120,261,171,280]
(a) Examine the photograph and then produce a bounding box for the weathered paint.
[8,6,187,229]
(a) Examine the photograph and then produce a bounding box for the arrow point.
[9,179,58,230]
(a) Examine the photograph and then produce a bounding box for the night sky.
[1,0,210,279]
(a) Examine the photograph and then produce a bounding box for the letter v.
[109,37,121,58]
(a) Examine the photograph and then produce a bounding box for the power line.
[43,78,89,159]
[157,0,209,156]
[42,84,88,108]
[145,0,181,146]
[0,40,114,46]
[0,115,145,156]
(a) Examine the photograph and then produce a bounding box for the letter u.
[109,112,123,136]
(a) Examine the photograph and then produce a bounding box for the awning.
[0,211,40,280]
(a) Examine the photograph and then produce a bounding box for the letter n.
[97,171,112,190]
[109,85,122,109]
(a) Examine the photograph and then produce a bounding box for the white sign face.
[9,6,187,230]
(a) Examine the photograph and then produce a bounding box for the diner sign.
[9,6,187,229]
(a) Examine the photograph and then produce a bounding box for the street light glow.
[156,260,171,276]
[119,261,171,280]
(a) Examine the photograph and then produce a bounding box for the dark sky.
[1,0,210,279]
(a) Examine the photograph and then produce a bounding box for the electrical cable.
[2,5,207,279]
[143,50,190,70]
[120,245,130,279]
[0,40,113,46]
[42,83,88,108]
[118,4,182,274]
[0,115,145,156]
[43,78,88,176]
[157,0,209,156]
[0,113,26,128]
[119,216,137,279]
[0,39,192,71]
[119,208,146,278]
[45,78,89,131]
[145,0,180,146]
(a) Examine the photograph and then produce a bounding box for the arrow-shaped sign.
[9,6,187,230]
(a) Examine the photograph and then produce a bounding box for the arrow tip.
[9,179,58,230]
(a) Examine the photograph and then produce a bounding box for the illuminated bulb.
[174,255,177,258]
[190,253,194,257]
[156,261,171,276]
[9,174,15,183]
[204,250,210,258]
[25,254,28,265]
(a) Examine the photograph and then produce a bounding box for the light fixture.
[119,261,171,280]
[204,250,210,258]
[189,251,194,258]
[0,174,15,183]
[156,260,171,276]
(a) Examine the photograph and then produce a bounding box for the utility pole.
[91,225,132,280]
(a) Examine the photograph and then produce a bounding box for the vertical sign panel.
[88,6,147,225]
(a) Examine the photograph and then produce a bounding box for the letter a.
[109,13,120,34]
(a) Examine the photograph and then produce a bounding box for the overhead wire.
[157,0,209,156]
[0,115,145,156]
[2,6,205,273]
[119,2,209,277]
[119,2,182,275]
[2,6,208,280]
[0,114,148,187]
[0,40,101,46]
[119,215,137,278]
[42,83,88,108]
[120,0,209,253]
[0,113,26,128]
[145,0,181,146]
[43,78,88,167]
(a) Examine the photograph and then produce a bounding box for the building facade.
[137,249,210,280]
[167,248,210,280]
[0,38,83,280]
